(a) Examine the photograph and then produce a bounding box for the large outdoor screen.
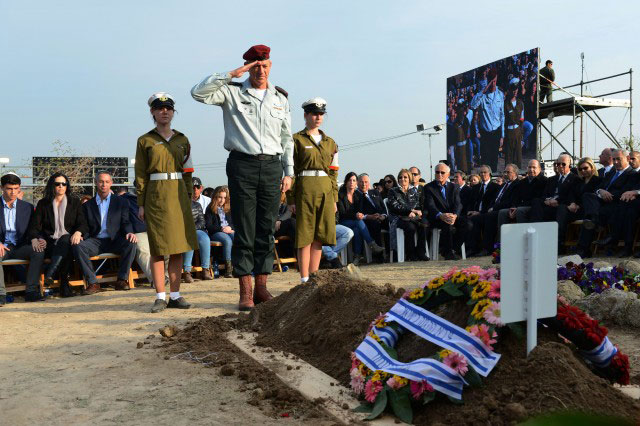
[446,48,539,174]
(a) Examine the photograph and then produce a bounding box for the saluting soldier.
[287,98,339,284]
[135,93,198,313]
[191,44,294,311]
[504,78,525,168]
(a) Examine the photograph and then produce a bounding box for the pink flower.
[350,368,365,395]
[409,380,434,400]
[469,324,498,350]
[443,352,468,375]
[364,379,383,403]
[488,280,501,299]
[350,353,361,370]
[479,268,498,280]
[483,302,503,326]
[386,375,408,390]
[442,267,459,280]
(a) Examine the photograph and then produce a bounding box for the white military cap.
[509,77,520,86]
[302,97,327,113]
[147,92,175,108]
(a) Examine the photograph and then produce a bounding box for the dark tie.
[606,171,621,190]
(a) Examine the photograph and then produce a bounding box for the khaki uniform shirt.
[191,72,294,176]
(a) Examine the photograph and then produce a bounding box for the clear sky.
[1,1,637,186]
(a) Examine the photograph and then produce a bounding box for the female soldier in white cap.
[287,98,339,283]
[135,93,198,313]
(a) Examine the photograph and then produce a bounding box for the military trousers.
[226,151,282,276]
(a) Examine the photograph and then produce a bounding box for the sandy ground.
[1,257,638,425]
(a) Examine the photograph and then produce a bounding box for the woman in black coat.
[28,173,88,296]
[387,168,428,261]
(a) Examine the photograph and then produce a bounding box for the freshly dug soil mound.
[159,315,333,422]
[244,269,402,385]
[246,269,640,424]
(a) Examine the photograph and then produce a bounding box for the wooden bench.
[67,253,135,289]
[0,259,45,294]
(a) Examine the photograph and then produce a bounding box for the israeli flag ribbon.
[581,336,618,369]
[372,324,404,347]
[386,299,501,377]
[355,335,466,399]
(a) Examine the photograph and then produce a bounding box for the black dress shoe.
[60,282,74,298]
[576,248,592,259]
[443,251,460,261]
[417,253,430,261]
[0,295,5,306]
[24,292,45,302]
[583,219,596,230]
[167,297,191,309]
[618,250,633,258]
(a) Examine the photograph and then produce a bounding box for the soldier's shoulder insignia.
[275,86,288,98]
[229,82,243,87]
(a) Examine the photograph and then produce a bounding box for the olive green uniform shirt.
[135,129,198,256]
[288,129,338,247]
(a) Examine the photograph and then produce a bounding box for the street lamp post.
[416,125,444,181]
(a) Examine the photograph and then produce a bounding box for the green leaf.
[443,282,464,297]
[464,365,482,388]
[423,391,436,405]
[388,388,413,424]
[467,298,478,305]
[352,403,373,413]
[380,343,398,360]
[508,322,525,340]
[366,387,388,420]
[447,395,464,405]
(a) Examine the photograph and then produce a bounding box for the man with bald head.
[598,148,614,177]
[579,149,636,257]
[529,154,580,253]
[629,151,640,172]
[423,163,469,260]
[501,159,547,225]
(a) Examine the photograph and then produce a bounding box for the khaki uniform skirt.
[294,175,336,248]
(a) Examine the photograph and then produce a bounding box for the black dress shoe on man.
[417,253,430,262]
[0,295,6,306]
[167,297,191,309]
[582,219,596,230]
[618,249,633,258]
[443,251,461,261]
[25,292,45,302]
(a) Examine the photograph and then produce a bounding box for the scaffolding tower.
[537,68,632,163]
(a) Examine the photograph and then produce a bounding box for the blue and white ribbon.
[355,336,466,399]
[386,299,501,377]
[372,324,404,347]
[581,336,618,369]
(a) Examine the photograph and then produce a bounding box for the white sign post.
[500,222,558,355]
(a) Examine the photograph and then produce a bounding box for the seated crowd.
[2,147,636,306]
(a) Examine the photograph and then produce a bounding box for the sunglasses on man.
[54,182,68,187]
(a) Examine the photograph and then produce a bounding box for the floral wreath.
[350,266,630,423]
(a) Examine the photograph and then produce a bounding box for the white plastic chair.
[429,228,466,260]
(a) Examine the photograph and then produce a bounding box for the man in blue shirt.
[73,172,137,294]
[0,173,46,304]
[470,67,505,172]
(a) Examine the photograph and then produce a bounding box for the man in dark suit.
[452,171,473,215]
[578,149,636,257]
[466,165,501,256]
[499,159,547,225]
[73,172,137,294]
[0,173,46,304]
[481,164,520,251]
[357,173,387,248]
[423,163,469,260]
[611,171,640,257]
[529,154,580,253]
[597,148,614,178]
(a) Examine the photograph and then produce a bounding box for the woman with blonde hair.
[205,185,235,278]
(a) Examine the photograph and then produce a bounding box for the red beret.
[243,44,270,62]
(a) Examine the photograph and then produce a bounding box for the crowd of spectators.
[4,145,639,306]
